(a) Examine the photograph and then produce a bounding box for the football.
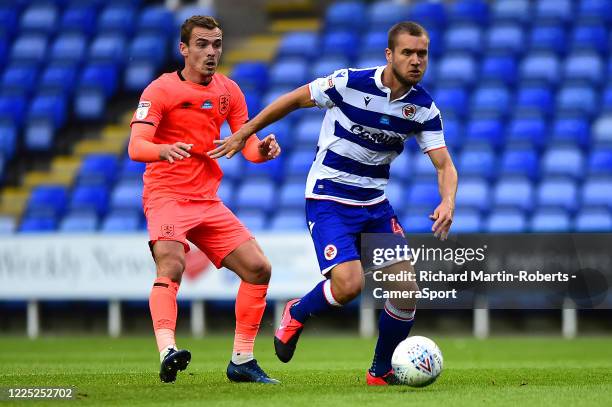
[391,336,443,387]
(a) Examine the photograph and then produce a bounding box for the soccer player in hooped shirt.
[209,22,458,385]
[128,16,281,384]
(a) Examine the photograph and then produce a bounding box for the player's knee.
[246,256,271,284]
[332,274,362,304]
[156,254,185,283]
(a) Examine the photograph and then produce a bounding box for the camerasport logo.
[402,104,416,120]
[324,244,337,260]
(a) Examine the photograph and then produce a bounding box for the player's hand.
[429,201,454,241]
[258,134,281,160]
[159,142,192,164]
[208,132,248,159]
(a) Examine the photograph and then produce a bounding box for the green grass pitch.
[1,335,611,406]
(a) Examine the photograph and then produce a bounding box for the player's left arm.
[427,147,458,241]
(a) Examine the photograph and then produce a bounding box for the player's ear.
[385,47,392,63]
[179,41,189,58]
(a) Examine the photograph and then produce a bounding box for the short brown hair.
[180,15,222,44]
[387,21,429,50]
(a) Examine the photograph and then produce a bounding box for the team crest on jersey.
[402,104,417,120]
[201,100,213,109]
[136,101,151,120]
[161,224,174,238]
[391,218,405,237]
[219,94,230,114]
[324,244,337,260]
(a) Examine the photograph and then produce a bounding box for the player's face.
[385,33,429,87]
[182,27,222,78]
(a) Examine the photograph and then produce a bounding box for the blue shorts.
[305,198,407,275]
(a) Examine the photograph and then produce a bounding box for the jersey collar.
[374,66,415,103]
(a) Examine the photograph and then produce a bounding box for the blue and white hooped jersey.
[306,65,446,206]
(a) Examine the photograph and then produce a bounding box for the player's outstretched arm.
[427,147,458,241]
[128,123,192,164]
[208,85,315,159]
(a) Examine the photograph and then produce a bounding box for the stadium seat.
[493,176,534,212]
[216,181,234,209]
[440,116,462,151]
[295,116,321,147]
[10,34,47,65]
[78,63,118,98]
[367,2,410,29]
[311,56,350,81]
[407,1,446,29]
[24,119,55,151]
[89,33,127,65]
[405,181,439,208]
[455,177,490,212]
[244,156,285,184]
[485,209,527,232]
[534,0,573,23]
[530,208,571,232]
[269,59,309,88]
[119,157,145,180]
[571,23,608,55]
[230,62,269,93]
[109,181,142,211]
[20,3,58,35]
[550,118,590,149]
[235,179,276,212]
[433,87,468,117]
[28,92,67,129]
[278,179,306,209]
[173,5,215,29]
[537,178,578,212]
[324,1,366,31]
[556,85,598,117]
[0,7,19,38]
[452,208,482,233]
[137,5,173,36]
[465,117,504,149]
[443,23,482,55]
[59,210,98,232]
[541,147,584,179]
[401,210,434,233]
[529,24,566,55]
[0,93,27,126]
[234,209,266,231]
[486,24,524,55]
[60,5,98,36]
[262,85,295,111]
[564,52,604,85]
[515,85,554,117]
[98,5,136,36]
[574,208,612,232]
[78,154,119,186]
[520,53,560,85]
[592,115,612,145]
[27,185,69,218]
[578,0,612,23]
[50,33,87,65]
[457,145,496,180]
[277,32,319,59]
[217,150,245,181]
[322,30,359,60]
[101,209,141,232]
[436,54,476,86]
[499,148,539,181]
[587,150,612,175]
[389,151,411,182]
[602,86,612,112]
[491,0,530,24]
[70,185,110,216]
[470,84,511,117]
[447,0,489,25]
[74,88,106,120]
[480,55,517,85]
[19,215,57,233]
[40,64,78,95]
[506,115,547,150]
[361,31,387,58]
[0,120,16,159]
[124,61,156,92]
[1,64,39,96]
[0,215,16,234]
[582,177,612,208]
[270,210,305,230]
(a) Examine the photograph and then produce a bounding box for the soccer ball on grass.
[391,336,443,387]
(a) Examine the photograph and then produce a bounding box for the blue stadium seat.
[520,53,560,85]
[534,0,573,23]
[109,180,142,211]
[59,209,98,232]
[137,5,173,35]
[485,209,527,232]
[78,63,118,97]
[0,7,19,38]
[19,215,57,233]
[50,33,87,65]
[367,2,410,28]
[491,0,530,24]
[89,33,127,65]
[405,181,439,208]
[217,152,245,181]
[550,118,590,149]
[259,121,291,153]
[360,30,387,58]
[470,84,511,117]
[407,2,446,29]
[401,209,434,233]
[311,56,349,80]
[564,52,604,85]
[235,179,276,212]
[216,181,234,208]
[60,5,97,36]
[98,5,135,36]
[556,85,598,117]
[0,215,16,234]
[28,185,69,218]
[277,32,318,59]
[389,151,411,182]
[493,177,534,212]
[530,209,571,232]
[322,30,359,60]
[571,23,608,55]
[443,23,482,55]
[70,185,110,216]
[101,209,141,232]
[515,85,554,117]
[578,0,612,23]
[355,56,386,69]
[506,115,547,150]
[529,24,566,55]
[592,115,612,145]
[537,177,578,212]
[384,181,403,206]
[0,120,16,159]
[412,150,436,177]
[20,3,58,35]
[78,154,118,185]
[1,64,38,96]
[74,88,106,120]
[243,90,262,117]
[447,0,489,25]
[244,156,285,184]
[465,117,504,149]
[40,64,78,95]
[230,62,269,93]
[0,93,27,126]
[433,87,468,117]
[279,179,306,209]
[486,24,524,55]
[129,34,167,65]
[480,55,517,85]
[499,148,538,181]
[119,157,145,180]
[455,177,490,212]
[295,116,321,147]
[457,145,496,180]
[287,148,315,177]
[588,150,612,175]
[452,208,482,233]
[173,5,215,28]
[603,86,612,112]
[574,208,612,232]
[10,34,47,64]
[234,209,267,231]
[541,147,584,179]
[269,59,309,87]
[28,92,67,129]
[441,116,462,151]
[582,177,612,208]
[436,54,476,86]
[325,1,366,31]
[270,209,305,230]
[24,119,55,151]
[124,61,156,92]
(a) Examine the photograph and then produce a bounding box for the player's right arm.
[128,81,192,164]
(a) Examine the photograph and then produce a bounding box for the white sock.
[231,351,254,365]
[160,345,177,362]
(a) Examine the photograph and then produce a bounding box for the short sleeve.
[415,102,446,153]
[308,68,348,109]
[226,80,249,133]
[130,80,168,127]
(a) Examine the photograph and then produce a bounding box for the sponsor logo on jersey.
[324,244,337,260]
[219,94,230,114]
[349,124,401,147]
[136,101,151,120]
[364,96,372,107]
[379,115,390,125]
[161,224,175,238]
[201,100,213,109]
[402,104,417,120]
